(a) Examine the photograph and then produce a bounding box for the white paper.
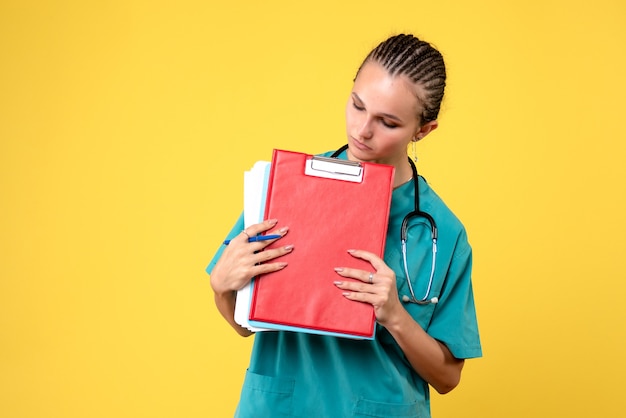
[234,161,273,332]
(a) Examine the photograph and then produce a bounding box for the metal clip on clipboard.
[304,156,363,183]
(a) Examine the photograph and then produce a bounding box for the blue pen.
[223,234,282,245]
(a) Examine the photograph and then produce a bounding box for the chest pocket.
[236,370,295,417]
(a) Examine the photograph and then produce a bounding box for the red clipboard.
[248,149,395,338]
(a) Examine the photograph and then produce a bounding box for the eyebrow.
[351,93,403,123]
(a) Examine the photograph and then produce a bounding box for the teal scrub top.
[207,150,482,417]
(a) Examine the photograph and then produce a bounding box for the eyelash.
[352,102,398,129]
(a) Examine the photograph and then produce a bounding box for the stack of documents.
[233,160,272,332]
[235,149,395,339]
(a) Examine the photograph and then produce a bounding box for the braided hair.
[357,34,446,125]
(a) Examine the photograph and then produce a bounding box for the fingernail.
[334,267,343,272]
[347,249,356,254]
[342,292,351,296]
[268,219,278,225]
[284,245,294,251]
[279,226,289,234]
[333,281,343,285]
[278,262,288,268]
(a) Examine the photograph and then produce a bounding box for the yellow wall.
[2,1,625,416]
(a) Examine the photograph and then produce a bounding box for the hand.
[210,219,293,295]
[333,249,403,326]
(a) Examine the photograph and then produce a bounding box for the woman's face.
[345,61,422,167]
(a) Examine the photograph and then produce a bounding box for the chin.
[347,142,374,162]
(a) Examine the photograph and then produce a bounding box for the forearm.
[213,287,253,337]
[384,308,464,394]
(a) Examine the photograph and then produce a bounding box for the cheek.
[345,106,359,132]
[381,131,413,151]
[345,104,354,122]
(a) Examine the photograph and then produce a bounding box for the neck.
[393,159,414,189]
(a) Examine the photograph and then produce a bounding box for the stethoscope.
[331,144,439,305]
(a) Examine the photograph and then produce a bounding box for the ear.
[414,120,438,141]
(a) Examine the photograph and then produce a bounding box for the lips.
[350,137,372,151]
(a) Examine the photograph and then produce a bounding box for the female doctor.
[208,33,482,417]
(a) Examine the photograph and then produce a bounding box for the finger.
[334,279,376,294]
[251,244,294,264]
[340,289,378,305]
[251,260,289,277]
[347,249,388,272]
[248,245,294,277]
[245,219,280,236]
[245,229,290,254]
[233,221,287,246]
[334,265,376,283]
[333,266,365,281]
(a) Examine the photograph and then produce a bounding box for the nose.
[356,116,374,140]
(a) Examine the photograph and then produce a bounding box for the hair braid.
[358,34,446,125]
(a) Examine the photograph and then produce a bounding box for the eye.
[352,101,365,111]
[381,119,398,129]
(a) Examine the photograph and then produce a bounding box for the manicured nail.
[284,245,294,251]
[267,219,278,225]
[278,226,289,234]
[347,249,356,254]
[277,262,288,268]
[334,267,343,272]
[333,281,343,285]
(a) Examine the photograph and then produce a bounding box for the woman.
[208,33,482,417]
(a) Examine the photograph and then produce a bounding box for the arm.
[212,289,253,337]
[209,219,293,336]
[382,304,464,394]
[333,249,463,394]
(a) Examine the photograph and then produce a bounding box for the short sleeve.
[205,212,244,275]
[427,232,482,359]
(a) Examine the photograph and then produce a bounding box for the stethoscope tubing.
[330,144,439,305]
